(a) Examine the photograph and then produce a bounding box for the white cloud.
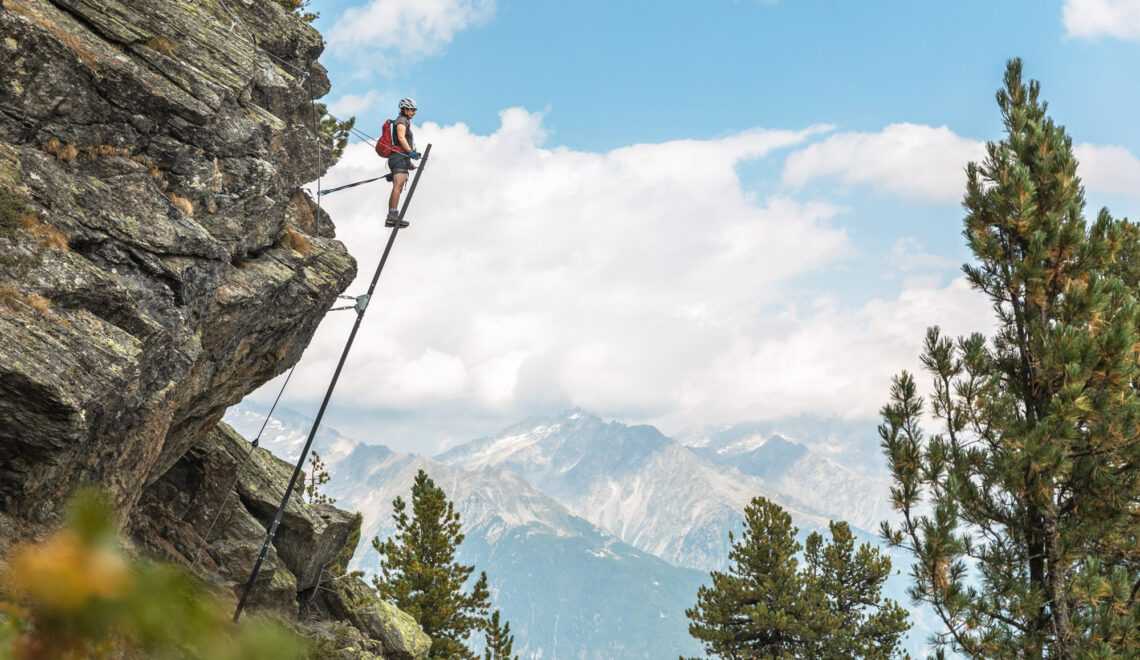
[285,111,963,439]
[1062,0,1140,40]
[327,90,385,117]
[782,123,985,204]
[327,0,495,67]
[271,110,1007,453]
[276,113,1140,450]
[1074,143,1140,195]
[654,277,993,428]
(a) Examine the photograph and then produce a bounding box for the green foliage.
[483,610,518,660]
[0,187,27,234]
[315,103,354,162]
[685,496,909,660]
[372,470,491,659]
[306,450,336,505]
[880,58,1140,659]
[0,187,28,273]
[270,0,318,23]
[0,488,305,659]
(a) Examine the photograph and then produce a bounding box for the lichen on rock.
[0,1,433,654]
[129,422,431,659]
[0,0,356,546]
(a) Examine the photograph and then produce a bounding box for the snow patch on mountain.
[437,410,883,571]
[719,432,770,454]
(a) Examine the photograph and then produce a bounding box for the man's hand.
[408,150,421,160]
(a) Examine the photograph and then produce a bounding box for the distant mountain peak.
[761,433,802,452]
[563,406,589,420]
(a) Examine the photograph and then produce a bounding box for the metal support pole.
[233,144,432,623]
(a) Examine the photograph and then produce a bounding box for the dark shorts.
[388,152,411,174]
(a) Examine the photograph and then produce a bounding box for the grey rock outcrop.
[0,0,356,547]
[127,422,356,613]
[130,422,431,658]
[315,574,433,660]
[0,2,433,655]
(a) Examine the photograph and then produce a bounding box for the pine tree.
[879,58,1140,659]
[372,469,490,659]
[802,521,910,659]
[305,450,335,505]
[483,610,518,660]
[685,496,909,659]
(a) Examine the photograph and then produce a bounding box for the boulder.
[128,423,357,613]
[319,574,432,660]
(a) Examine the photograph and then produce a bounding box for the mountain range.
[435,409,894,571]
[224,404,924,658]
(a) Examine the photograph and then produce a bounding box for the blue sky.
[317,0,1140,148]
[251,0,1140,453]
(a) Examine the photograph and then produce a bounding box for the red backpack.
[375,119,405,158]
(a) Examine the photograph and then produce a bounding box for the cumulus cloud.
[652,277,993,429]
[269,112,1140,449]
[1063,0,1140,40]
[327,0,495,67]
[283,111,954,439]
[782,123,985,204]
[1074,143,1140,195]
[783,124,1140,205]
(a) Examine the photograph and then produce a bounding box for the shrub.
[168,193,194,216]
[19,213,68,251]
[271,0,318,23]
[0,489,307,659]
[315,103,354,162]
[277,226,312,255]
[0,188,29,232]
[0,285,50,316]
[42,138,78,163]
[80,144,131,160]
[0,284,20,311]
[130,153,163,181]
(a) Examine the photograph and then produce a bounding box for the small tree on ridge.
[372,469,490,658]
[685,496,909,659]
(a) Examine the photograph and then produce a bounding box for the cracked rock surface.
[128,422,357,615]
[0,0,356,548]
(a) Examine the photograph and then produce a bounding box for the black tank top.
[394,115,415,151]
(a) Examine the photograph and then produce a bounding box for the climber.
[386,98,421,228]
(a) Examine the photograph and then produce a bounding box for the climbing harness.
[233,144,433,623]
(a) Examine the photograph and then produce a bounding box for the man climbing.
[386,97,421,228]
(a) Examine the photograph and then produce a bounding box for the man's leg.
[388,172,407,211]
[386,172,409,226]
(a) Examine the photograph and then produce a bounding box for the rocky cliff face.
[0,0,355,547]
[129,423,432,659]
[0,0,429,655]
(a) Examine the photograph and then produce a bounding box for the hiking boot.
[384,211,408,228]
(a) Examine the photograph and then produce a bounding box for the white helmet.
[398,97,417,110]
